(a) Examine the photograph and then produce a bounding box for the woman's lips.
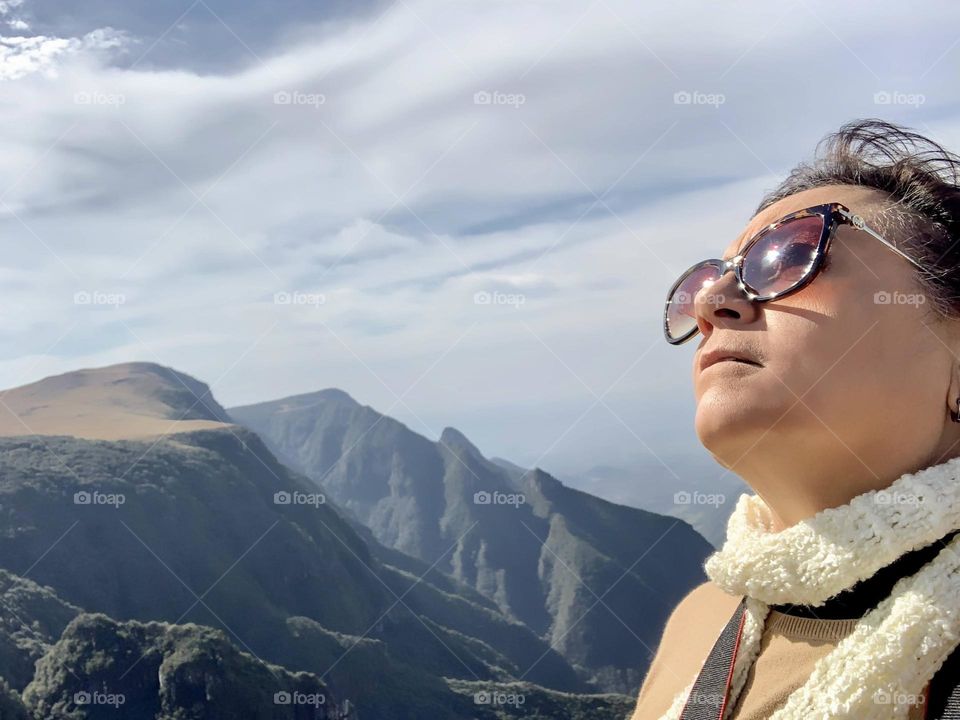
[699,348,762,373]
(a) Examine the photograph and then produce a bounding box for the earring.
[953,397,960,423]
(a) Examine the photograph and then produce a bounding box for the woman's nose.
[693,262,758,337]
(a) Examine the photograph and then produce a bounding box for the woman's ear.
[947,362,960,422]
[936,321,960,422]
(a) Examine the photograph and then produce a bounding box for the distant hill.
[553,459,747,548]
[229,389,714,694]
[0,362,233,439]
[0,362,632,719]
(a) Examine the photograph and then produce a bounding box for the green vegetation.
[0,428,630,718]
[0,362,687,717]
[230,389,713,693]
[24,613,342,719]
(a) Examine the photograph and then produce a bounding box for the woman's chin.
[694,394,773,457]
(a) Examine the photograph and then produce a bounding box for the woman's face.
[693,184,959,496]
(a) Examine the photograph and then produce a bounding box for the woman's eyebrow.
[721,236,749,263]
[722,218,770,261]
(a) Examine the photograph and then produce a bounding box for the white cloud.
[1,0,959,481]
[0,35,75,80]
[0,25,127,80]
[0,0,25,14]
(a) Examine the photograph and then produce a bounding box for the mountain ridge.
[0,362,632,718]
[229,386,713,694]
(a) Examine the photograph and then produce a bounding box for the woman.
[632,119,960,720]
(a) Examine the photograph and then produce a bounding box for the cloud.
[5,0,385,73]
[0,35,74,80]
[0,24,127,80]
[0,0,24,14]
[2,0,960,485]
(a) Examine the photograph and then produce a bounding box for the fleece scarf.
[658,456,960,720]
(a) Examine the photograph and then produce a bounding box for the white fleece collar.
[656,456,960,720]
[705,455,960,606]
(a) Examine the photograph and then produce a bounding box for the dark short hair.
[756,118,960,318]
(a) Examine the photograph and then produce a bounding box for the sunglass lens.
[666,264,721,342]
[740,215,824,297]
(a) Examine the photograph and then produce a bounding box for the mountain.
[0,362,631,719]
[553,459,748,548]
[0,568,345,719]
[0,569,81,692]
[0,361,232,440]
[229,389,714,694]
[25,613,344,720]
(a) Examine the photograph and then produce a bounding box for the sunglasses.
[663,202,925,345]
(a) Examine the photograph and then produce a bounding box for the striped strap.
[925,640,960,719]
[679,597,748,720]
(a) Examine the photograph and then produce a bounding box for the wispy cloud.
[1,0,959,486]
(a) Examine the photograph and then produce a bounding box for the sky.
[1,0,960,513]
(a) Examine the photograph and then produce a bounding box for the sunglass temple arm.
[835,208,926,271]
